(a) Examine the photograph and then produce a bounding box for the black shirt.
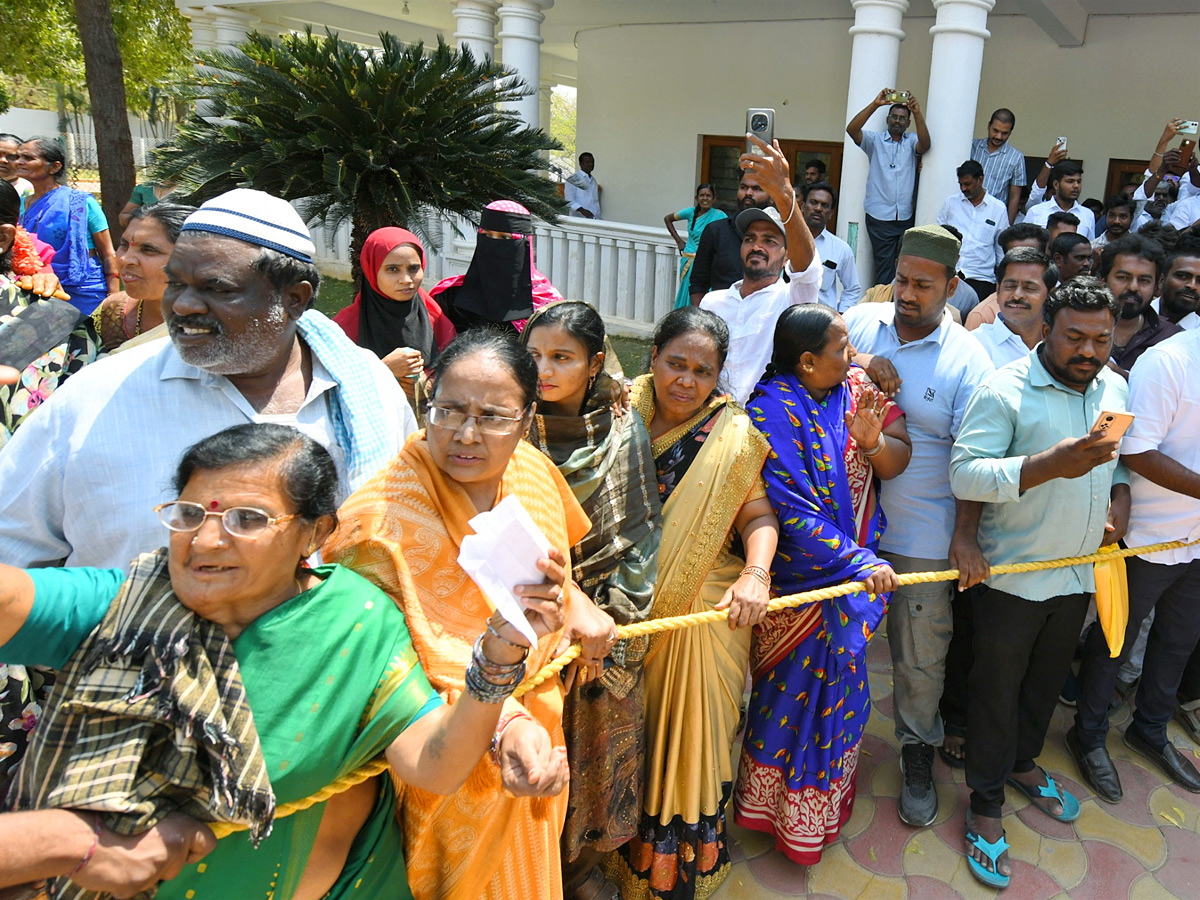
[688,217,744,299]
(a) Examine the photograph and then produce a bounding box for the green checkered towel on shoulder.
[9,549,275,898]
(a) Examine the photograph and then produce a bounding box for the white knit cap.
[180,189,316,263]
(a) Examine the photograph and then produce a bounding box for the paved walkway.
[713,630,1200,900]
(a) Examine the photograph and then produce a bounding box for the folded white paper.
[458,495,553,647]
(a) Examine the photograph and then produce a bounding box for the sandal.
[1006,769,1080,822]
[965,816,1010,889]
[939,738,966,769]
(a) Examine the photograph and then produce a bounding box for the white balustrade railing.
[310,214,684,337]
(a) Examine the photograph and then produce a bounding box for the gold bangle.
[741,565,771,587]
[864,434,886,458]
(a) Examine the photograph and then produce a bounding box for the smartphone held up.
[746,108,775,157]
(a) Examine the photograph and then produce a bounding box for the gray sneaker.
[899,743,938,826]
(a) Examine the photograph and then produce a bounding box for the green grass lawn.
[316,277,652,374]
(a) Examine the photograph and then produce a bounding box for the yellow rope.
[207,536,1196,838]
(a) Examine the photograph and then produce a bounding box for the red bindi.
[208,500,220,510]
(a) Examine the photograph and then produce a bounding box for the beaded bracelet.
[69,814,101,878]
[741,565,771,587]
[489,711,528,766]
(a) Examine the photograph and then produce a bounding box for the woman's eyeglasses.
[427,405,527,436]
[155,501,299,538]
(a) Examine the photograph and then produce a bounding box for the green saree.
[2,562,440,900]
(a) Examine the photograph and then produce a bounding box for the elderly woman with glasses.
[0,422,568,900]
[326,328,592,900]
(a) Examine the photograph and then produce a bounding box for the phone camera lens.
[751,114,768,132]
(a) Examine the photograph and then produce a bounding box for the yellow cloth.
[608,377,768,900]
[1094,546,1128,658]
[325,434,590,900]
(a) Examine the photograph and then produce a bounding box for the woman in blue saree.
[733,304,911,864]
[17,137,117,315]
[664,184,727,309]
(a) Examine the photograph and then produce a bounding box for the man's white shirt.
[701,254,823,404]
[0,338,415,570]
[937,192,1008,281]
[972,316,1032,368]
[1025,198,1096,239]
[813,228,862,312]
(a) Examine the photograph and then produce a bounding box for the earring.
[587,374,596,391]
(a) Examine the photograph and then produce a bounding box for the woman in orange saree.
[325,329,591,900]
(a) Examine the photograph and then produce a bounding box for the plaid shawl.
[9,549,274,898]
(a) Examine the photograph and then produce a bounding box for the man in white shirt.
[0,189,416,571]
[801,180,861,312]
[937,160,1008,299]
[1155,243,1200,330]
[700,135,820,404]
[1026,161,1096,239]
[1092,194,1134,250]
[1070,327,1200,799]
[972,247,1056,368]
[564,151,601,219]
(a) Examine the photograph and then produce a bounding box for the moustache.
[169,315,223,334]
[746,252,769,264]
[1066,356,1099,370]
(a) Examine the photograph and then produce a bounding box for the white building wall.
[577,13,1199,229]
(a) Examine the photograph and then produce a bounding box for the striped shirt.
[971,138,1027,203]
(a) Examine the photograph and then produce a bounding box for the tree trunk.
[73,0,135,243]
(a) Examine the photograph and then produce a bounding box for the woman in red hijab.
[334,227,456,401]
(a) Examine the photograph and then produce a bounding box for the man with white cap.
[700,135,821,404]
[0,188,416,571]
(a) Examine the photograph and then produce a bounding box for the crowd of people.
[0,109,1196,900]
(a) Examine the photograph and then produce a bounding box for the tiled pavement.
[712,631,1200,900]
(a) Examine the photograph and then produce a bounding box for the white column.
[498,0,552,129]
[838,0,910,285]
[452,0,499,62]
[204,5,259,49]
[180,7,218,51]
[914,0,995,227]
[539,79,554,134]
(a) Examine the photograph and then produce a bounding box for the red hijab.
[334,227,454,363]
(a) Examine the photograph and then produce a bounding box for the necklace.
[133,298,144,336]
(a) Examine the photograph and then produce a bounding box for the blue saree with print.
[733,367,898,864]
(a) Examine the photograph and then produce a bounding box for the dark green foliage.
[154,29,565,260]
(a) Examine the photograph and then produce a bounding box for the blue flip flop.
[1006,770,1080,822]
[965,819,1010,889]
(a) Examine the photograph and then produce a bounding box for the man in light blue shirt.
[847,88,931,287]
[801,181,862,311]
[949,277,1129,889]
[843,224,993,829]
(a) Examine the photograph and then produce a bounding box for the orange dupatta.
[324,434,590,900]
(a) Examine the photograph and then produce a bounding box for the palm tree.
[155,29,564,278]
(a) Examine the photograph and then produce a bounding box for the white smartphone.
[746,108,775,157]
[1178,120,1199,137]
[1056,136,1068,153]
[1091,410,1135,443]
